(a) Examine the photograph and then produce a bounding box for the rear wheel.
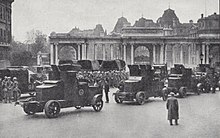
[115,95,123,104]
[136,92,145,105]
[44,100,61,118]
[92,98,103,112]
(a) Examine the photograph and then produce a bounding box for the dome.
[112,16,131,33]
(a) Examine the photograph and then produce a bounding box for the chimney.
[201,14,204,18]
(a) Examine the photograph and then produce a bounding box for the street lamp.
[200,53,204,64]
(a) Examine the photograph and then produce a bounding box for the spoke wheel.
[92,99,103,112]
[44,100,61,118]
[115,95,123,104]
[23,104,35,115]
[136,92,145,105]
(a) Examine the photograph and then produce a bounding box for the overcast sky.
[12,0,219,42]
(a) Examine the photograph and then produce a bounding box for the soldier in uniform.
[2,76,8,103]
[12,77,21,102]
[166,92,179,125]
[5,77,13,103]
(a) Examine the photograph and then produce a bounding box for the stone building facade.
[0,0,14,67]
[49,8,220,69]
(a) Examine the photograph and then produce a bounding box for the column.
[81,43,85,60]
[160,44,164,64]
[131,43,134,64]
[202,43,205,64]
[110,44,114,60]
[50,44,54,65]
[55,43,58,65]
[94,44,96,60]
[54,43,58,65]
[153,44,156,64]
[77,43,81,60]
[164,44,166,64]
[102,44,106,60]
[206,44,209,64]
[180,44,183,64]
[123,43,126,62]
[85,43,88,60]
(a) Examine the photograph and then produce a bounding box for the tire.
[115,95,123,104]
[75,106,81,109]
[92,98,103,112]
[44,100,61,118]
[179,87,186,98]
[23,104,35,115]
[136,92,145,105]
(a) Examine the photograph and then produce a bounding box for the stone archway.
[210,45,220,66]
[134,46,151,64]
[58,45,77,61]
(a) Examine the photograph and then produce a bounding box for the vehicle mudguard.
[91,94,103,105]
[162,87,169,95]
[113,90,120,96]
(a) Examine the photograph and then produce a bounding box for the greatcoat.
[166,96,179,120]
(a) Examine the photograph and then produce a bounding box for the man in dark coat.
[104,78,110,103]
[166,92,179,125]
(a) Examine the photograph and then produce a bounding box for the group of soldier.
[76,70,129,103]
[76,70,129,88]
[0,76,21,103]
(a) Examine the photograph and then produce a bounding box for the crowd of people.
[0,76,21,103]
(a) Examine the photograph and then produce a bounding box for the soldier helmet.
[13,77,17,80]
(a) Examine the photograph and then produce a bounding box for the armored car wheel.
[136,92,145,105]
[23,104,35,115]
[92,99,103,112]
[179,87,187,98]
[44,100,61,118]
[115,95,123,104]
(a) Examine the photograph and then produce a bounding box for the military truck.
[163,64,200,98]
[17,65,103,118]
[113,64,166,105]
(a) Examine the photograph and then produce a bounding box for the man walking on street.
[166,92,179,126]
[104,78,110,103]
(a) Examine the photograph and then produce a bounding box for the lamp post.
[200,53,204,64]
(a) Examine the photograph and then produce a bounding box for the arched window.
[59,46,76,61]
[134,46,150,64]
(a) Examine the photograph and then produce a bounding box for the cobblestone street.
[0,88,220,138]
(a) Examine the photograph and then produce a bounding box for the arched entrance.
[210,45,220,66]
[58,46,77,61]
[134,46,151,64]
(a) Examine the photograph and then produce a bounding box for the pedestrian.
[104,78,110,103]
[166,92,179,126]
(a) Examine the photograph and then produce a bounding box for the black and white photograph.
[0,0,220,137]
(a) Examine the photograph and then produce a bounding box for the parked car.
[17,65,103,118]
[113,64,166,105]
